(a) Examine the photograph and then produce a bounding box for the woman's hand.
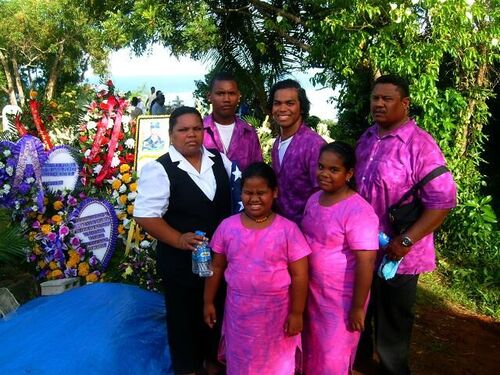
[204,303,217,328]
[177,232,205,251]
[285,312,303,336]
[348,306,365,332]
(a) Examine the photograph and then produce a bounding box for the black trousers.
[356,273,419,375]
[162,277,225,374]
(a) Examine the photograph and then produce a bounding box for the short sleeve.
[133,160,170,217]
[345,199,379,251]
[210,220,228,255]
[285,220,312,262]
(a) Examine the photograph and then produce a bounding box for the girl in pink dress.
[204,162,311,375]
[301,142,379,374]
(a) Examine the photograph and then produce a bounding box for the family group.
[133,72,457,375]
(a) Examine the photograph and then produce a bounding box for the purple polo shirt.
[355,119,457,274]
[203,114,263,171]
[272,123,326,224]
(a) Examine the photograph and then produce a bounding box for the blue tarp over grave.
[0,283,172,374]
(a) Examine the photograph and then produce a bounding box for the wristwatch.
[401,235,414,247]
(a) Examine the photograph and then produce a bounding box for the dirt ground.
[353,303,500,375]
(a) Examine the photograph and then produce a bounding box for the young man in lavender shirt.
[203,72,263,171]
[354,75,457,375]
[269,79,326,224]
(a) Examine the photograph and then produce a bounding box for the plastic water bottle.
[192,230,213,277]
[379,232,391,248]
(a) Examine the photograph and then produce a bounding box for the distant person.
[145,86,157,112]
[151,94,167,115]
[269,79,326,224]
[130,97,143,119]
[136,97,145,112]
[142,121,165,151]
[203,72,262,171]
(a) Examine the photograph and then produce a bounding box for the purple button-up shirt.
[355,119,457,274]
[272,123,326,224]
[203,114,263,171]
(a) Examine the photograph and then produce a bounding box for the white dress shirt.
[134,145,232,218]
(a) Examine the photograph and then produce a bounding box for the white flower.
[405,8,412,16]
[110,155,121,168]
[93,164,103,174]
[125,138,135,149]
[31,205,38,211]
[465,11,473,21]
[15,201,20,209]
[107,118,114,129]
[390,3,398,10]
[465,0,474,6]
[492,38,498,47]
[3,149,11,157]
[123,123,130,133]
[82,114,90,122]
[6,166,13,176]
[127,191,137,201]
[3,184,10,192]
[395,16,402,23]
[119,184,127,193]
[26,177,35,184]
[140,240,151,248]
[112,189,119,198]
[0,162,4,168]
[276,15,283,23]
[411,0,418,4]
[84,149,91,158]
[121,115,131,125]
[86,121,97,130]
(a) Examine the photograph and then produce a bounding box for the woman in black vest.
[134,106,231,375]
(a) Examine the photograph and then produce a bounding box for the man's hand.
[386,235,412,260]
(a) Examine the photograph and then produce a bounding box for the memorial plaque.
[41,146,80,193]
[70,198,118,269]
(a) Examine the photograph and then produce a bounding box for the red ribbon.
[14,114,28,136]
[29,99,53,150]
[88,116,108,161]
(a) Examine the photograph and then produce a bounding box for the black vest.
[156,149,231,286]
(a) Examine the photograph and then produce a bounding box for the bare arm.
[349,250,377,332]
[204,253,227,328]
[386,208,451,260]
[134,217,202,251]
[286,256,309,336]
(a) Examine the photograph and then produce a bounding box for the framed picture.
[134,115,170,174]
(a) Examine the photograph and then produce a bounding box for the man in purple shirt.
[203,72,263,171]
[269,79,326,224]
[355,75,457,375]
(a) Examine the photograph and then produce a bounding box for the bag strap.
[392,166,449,208]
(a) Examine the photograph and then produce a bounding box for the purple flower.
[76,246,86,257]
[47,232,57,242]
[78,192,87,200]
[67,195,78,206]
[32,220,41,229]
[28,254,36,262]
[89,255,99,267]
[59,225,70,237]
[19,182,30,194]
[70,237,81,247]
[54,248,65,262]
[64,268,78,278]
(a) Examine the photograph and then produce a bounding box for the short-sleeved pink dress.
[210,214,311,375]
[300,192,379,374]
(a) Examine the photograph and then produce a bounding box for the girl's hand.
[177,232,205,251]
[285,313,303,336]
[348,307,365,332]
[204,303,217,328]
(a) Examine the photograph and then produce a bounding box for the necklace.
[244,212,271,223]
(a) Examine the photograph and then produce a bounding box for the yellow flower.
[43,197,49,205]
[120,164,131,174]
[53,200,64,210]
[127,204,134,215]
[33,245,43,255]
[112,179,122,190]
[41,224,52,235]
[129,182,137,192]
[29,231,37,241]
[30,90,38,99]
[52,215,62,223]
[49,261,58,270]
[37,260,46,269]
[117,212,127,220]
[49,269,63,279]
[119,195,128,205]
[121,173,132,184]
[78,262,90,277]
[37,214,44,222]
[49,100,58,109]
[86,273,98,283]
[118,224,125,235]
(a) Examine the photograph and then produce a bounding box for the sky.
[85,45,337,120]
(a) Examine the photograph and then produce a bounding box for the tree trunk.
[11,58,25,107]
[45,43,64,101]
[0,50,18,106]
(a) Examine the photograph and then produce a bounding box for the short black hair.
[320,141,356,189]
[209,71,238,91]
[241,162,278,190]
[373,74,410,98]
[169,106,203,132]
[150,86,155,92]
[131,96,139,106]
[267,79,310,118]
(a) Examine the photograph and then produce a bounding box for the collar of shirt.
[168,145,215,176]
[367,118,416,144]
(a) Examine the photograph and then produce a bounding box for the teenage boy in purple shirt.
[355,74,457,375]
[269,79,326,224]
[203,72,263,171]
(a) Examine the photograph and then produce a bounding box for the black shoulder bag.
[389,166,449,234]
